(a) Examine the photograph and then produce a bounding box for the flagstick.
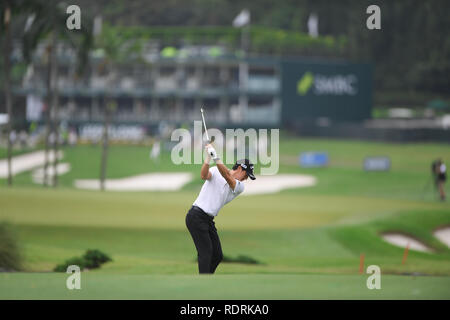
[359,253,365,274]
[402,243,410,264]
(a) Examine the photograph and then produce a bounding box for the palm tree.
[95,24,146,191]
[99,99,116,191]
[1,0,45,186]
[1,1,13,186]
[95,24,122,191]
[22,1,93,187]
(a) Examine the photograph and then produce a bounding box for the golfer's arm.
[201,156,212,180]
[215,160,236,190]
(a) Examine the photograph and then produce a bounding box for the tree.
[94,23,122,191]
[1,1,13,186]
[1,0,36,186]
[99,100,116,191]
[21,1,93,187]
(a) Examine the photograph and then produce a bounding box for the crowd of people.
[3,124,79,150]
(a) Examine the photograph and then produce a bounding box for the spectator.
[19,130,28,149]
[433,159,447,201]
[9,130,17,147]
[68,129,78,147]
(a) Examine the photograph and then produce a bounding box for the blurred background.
[0,0,449,299]
[1,0,449,149]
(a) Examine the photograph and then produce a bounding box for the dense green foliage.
[0,222,22,271]
[53,249,112,272]
[222,254,263,265]
[101,24,346,59]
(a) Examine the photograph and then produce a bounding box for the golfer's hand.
[206,145,219,161]
[204,144,212,157]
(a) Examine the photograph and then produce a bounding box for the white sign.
[0,114,8,125]
[233,9,250,28]
[79,124,146,142]
[314,74,357,95]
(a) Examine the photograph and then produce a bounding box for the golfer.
[185,143,255,274]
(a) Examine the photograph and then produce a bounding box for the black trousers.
[185,206,223,274]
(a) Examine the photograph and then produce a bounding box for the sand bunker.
[74,172,316,193]
[74,172,194,191]
[242,174,317,196]
[433,226,450,248]
[32,163,71,185]
[381,233,433,253]
[0,150,62,178]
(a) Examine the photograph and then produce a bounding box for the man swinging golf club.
[185,110,256,274]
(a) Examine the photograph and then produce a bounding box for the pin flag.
[359,253,365,274]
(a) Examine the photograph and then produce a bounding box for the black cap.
[235,159,256,180]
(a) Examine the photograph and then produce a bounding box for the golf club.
[200,107,214,144]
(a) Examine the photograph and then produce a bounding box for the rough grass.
[0,222,23,271]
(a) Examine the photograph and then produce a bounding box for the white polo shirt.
[193,166,245,216]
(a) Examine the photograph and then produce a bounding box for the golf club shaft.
[200,108,210,142]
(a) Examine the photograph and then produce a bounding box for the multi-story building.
[16,42,281,130]
[6,40,373,144]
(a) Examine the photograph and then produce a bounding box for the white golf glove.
[207,146,220,161]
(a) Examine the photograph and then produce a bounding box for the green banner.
[281,60,373,123]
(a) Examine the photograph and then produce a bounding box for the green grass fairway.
[1,137,449,299]
[1,273,449,300]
